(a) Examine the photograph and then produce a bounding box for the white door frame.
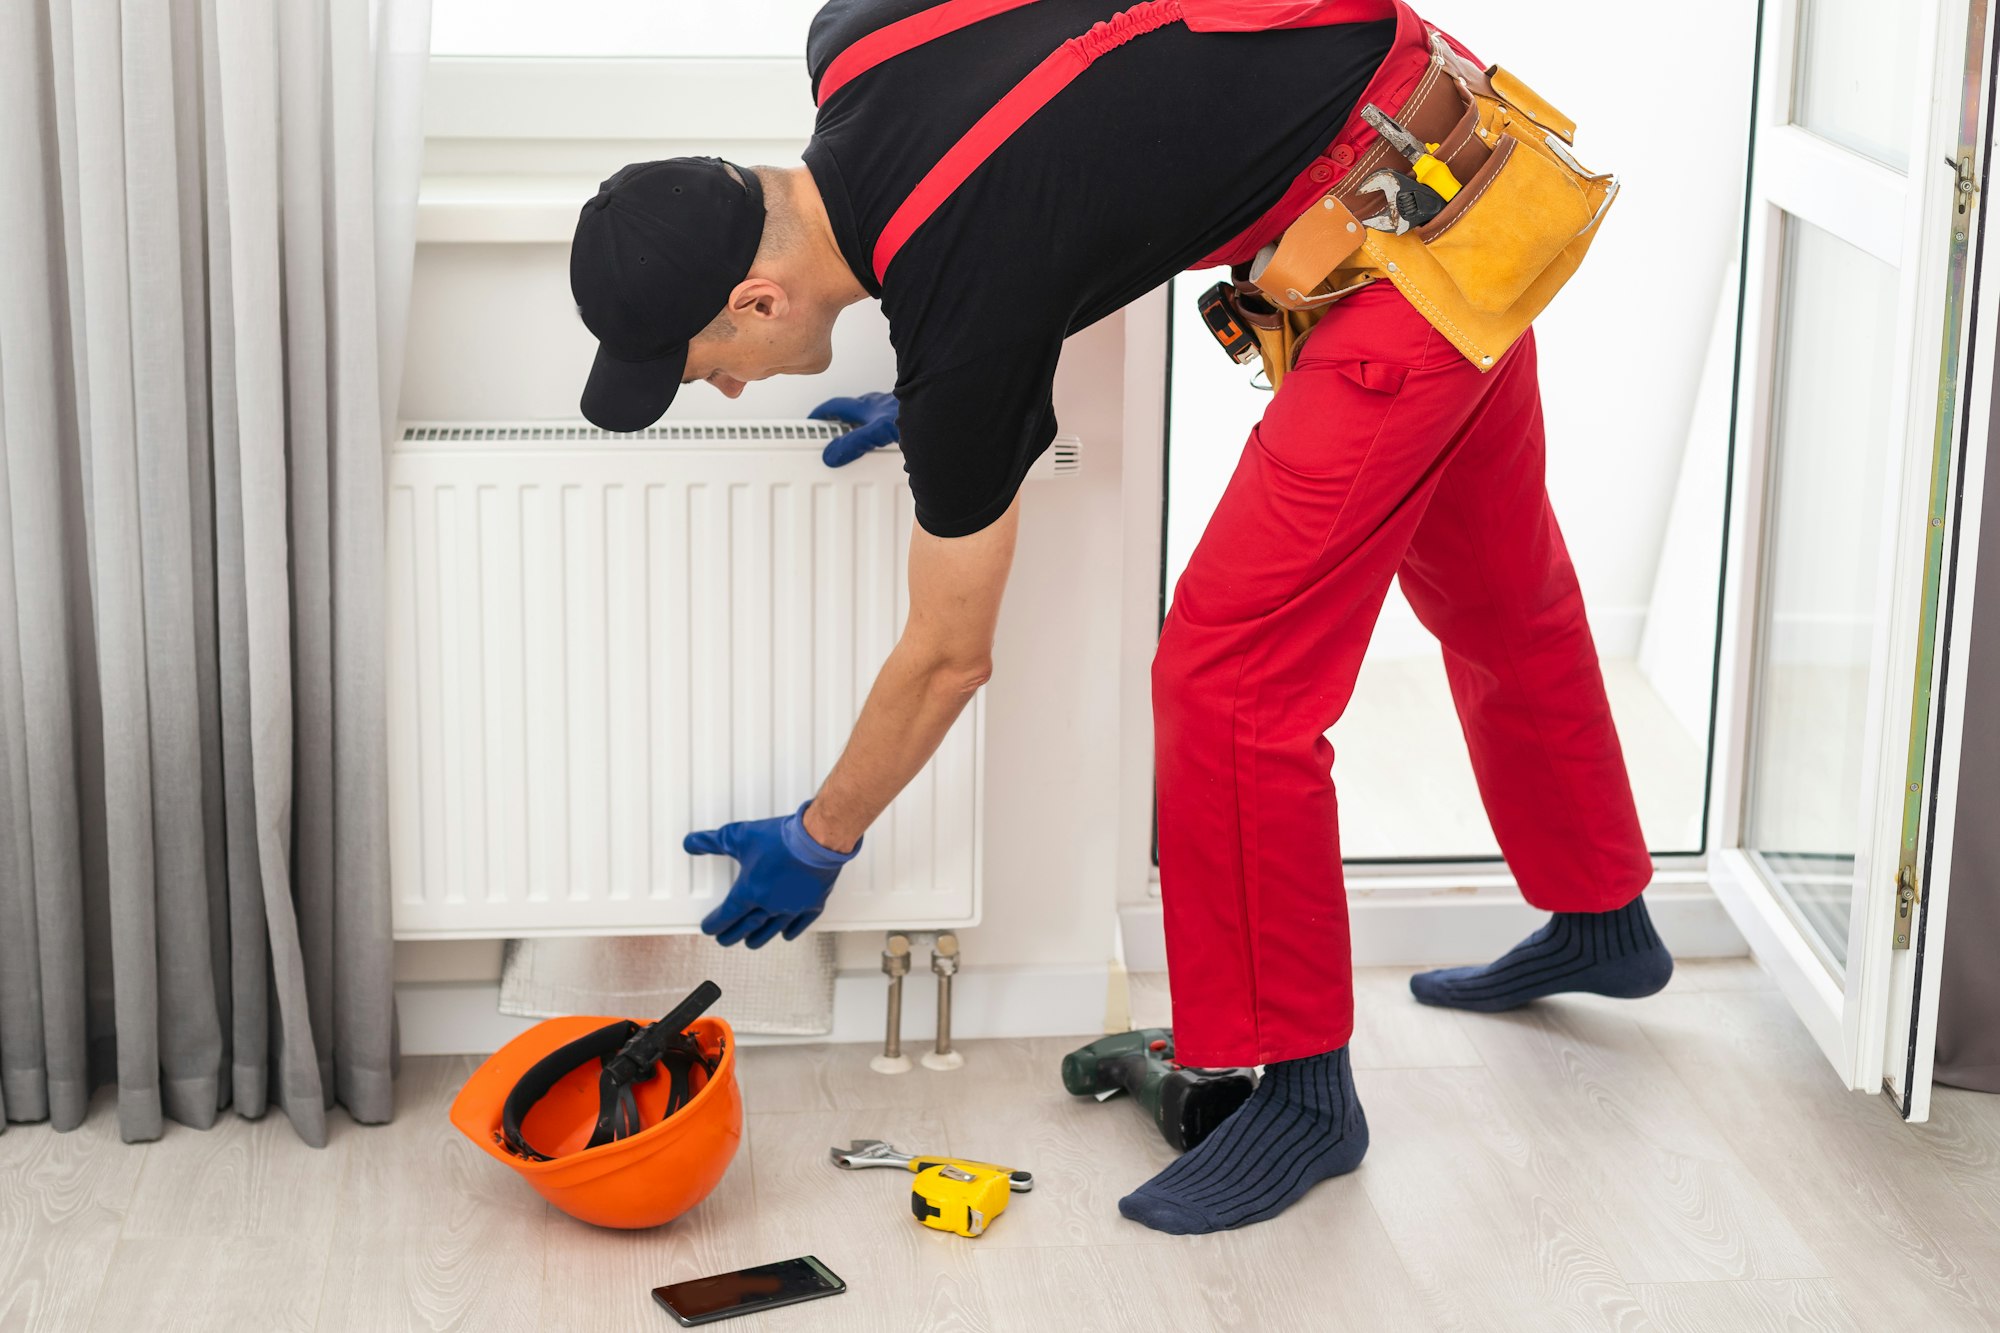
[1709,0,1986,1099]
[1883,0,1999,1120]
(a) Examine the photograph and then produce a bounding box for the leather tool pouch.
[1206,282,1328,392]
[1236,32,1618,387]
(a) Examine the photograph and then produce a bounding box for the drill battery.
[1062,1028,1258,1152]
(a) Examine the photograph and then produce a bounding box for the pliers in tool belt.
[1360,103,1464,202]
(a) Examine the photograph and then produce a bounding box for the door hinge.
[1949,153,1979,238]
[1893,862,1919,950]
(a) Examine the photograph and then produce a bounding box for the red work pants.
[1153,284,1653,1068]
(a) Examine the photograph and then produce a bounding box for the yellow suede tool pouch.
[1356,46,1618,370]
[1417,136,1589,314]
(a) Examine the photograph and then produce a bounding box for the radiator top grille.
[400,420,841,444]
[396,420,1081,475]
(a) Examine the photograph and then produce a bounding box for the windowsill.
[418,174,602,244]
[424,56,808,141]
[419,56,813,245]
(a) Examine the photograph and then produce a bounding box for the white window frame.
[418,57,812,245]
[426,0,824,63]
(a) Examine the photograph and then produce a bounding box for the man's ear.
[731,277,790,321]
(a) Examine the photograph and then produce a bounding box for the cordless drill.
[1061,1029,1257,1152]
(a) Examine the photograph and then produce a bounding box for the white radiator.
[386,419,1079,939]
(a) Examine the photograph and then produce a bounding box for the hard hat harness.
[498,980,723,1162]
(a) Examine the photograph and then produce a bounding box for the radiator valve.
[871,933,914,1075]
[922,933,965,1071]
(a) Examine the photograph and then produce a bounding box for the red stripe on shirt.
[871,0,1187,283]
[818,0,1047,105]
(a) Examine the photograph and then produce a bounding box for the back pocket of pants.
[1337,359,1409,395]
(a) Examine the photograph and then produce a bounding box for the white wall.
[1166,0,1756,661]
[398,0,1761,994]
[399,129,1131,983]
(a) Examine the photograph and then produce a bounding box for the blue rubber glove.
[808,391,899,467]
[684,802,861,948]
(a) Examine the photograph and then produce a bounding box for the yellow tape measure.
[910,1164,1012,1238]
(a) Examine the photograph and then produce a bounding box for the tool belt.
[1206,31,1618,390]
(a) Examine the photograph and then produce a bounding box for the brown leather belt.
[1327,54,1477,221]
[1246,50,1479,311]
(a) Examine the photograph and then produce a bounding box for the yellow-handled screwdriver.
[1360,104,1462,202]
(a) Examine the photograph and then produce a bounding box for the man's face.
[680,286,839,400]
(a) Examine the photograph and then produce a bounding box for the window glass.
[1745,215,1901,970]
[1791,0,1920,170]
[1162,272,1717,862]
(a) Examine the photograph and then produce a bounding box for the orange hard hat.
[450,981,743,1229]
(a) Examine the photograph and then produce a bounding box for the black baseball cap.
[571,157,766,432]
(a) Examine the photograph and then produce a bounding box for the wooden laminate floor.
[6,961,2000,1332]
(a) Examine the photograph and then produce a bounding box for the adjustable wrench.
[1357,168,1448,234]
[828,1139,1034,1193]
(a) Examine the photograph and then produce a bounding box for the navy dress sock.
[1409,894,1673,1012]
[1118,1045,1366,1236]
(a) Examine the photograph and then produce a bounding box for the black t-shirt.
[803,0,1394,536]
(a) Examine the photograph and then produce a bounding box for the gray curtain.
[0,0,431,1146]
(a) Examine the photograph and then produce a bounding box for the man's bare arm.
[801,495,1020,852]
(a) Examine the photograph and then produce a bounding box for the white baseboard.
[397,961,1116,1058]
[1117,876,1745,972]
[399,882,1746,1056]
[399,982,542,1059]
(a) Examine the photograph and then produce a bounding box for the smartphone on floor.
[652,1255,847,1326]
